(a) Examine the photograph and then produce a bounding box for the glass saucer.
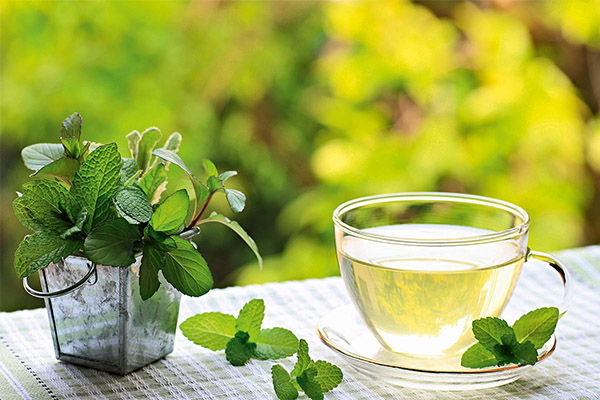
[316,305,556,391]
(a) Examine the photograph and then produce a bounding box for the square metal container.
[39,255,181,375]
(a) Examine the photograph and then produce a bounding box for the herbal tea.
[338,224,523,357]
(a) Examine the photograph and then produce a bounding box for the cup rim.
[332,192,530,246]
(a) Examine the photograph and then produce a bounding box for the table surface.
[1,246,599,400]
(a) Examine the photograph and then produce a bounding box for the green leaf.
[13,180,77,234]
[161,236,213,297]
[60,112,82,158]
[163,132,182,152]
[114,185,153,224]
[84,218,141,267]
[207,175,223,193]
[72,143,122,232]
[225,188,246,213]
[512,307,559,349]
[512,340,538,366]
[21,143,65,171]
[219,170,237,182]
[292,339,311,377]
[225,331,256,366]
[297,368,324,400]
[491,332,520,366]
[200,212,262,269]
[460,343,498,368]
[150,189,189,234]
[14,233,82,278]
[120,158,139,184]
[311,360,343,393]
[253,328,298,360]
[153,148,195,176]
[236,298,265,340]
[138,163,168,204]
[31,157,80,182]
[137,127,162,172]
[126,130,141,159]
[272,365,299,400]
[472,317,513,352]
[139,242,163,300]
[146,227,178,251]
[203,159,218,177]
[180,312,237,351]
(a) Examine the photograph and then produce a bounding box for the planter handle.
[23,261,97,299]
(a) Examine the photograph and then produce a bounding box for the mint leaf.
[13,180,77,234]
[225,188,246,213]
[149,189,189,234]
[153,148,195,176]
[161,236,213,297]
[126,130,141,159]
[512,307,559,349]
[219,171,237,182]
[120,158,139,184]
[163,132,182,152]
[461,343,498,368]
[291,339,311,377]
[297,368,323,400]
[137,127,161,172]
[21,143,65,171]
[14,233,82,278]
[254,328,298,360]
[272,365,299,400]
[491,332,520,366]
[200,212,262,269]
[84,218,141,266]
[114,185,153,224]
[60,112,82,158]
[72,142,121,232]
[236,298,265,339]
[225,331,256,366]
[145,228,177,251]
[311,360,343,393]
[207,175,223,193]
[202,159,218,177]
[512,340,538,366]
[472,317,513,352]
[139,242,163,300]
[138,163,167,204]
[31,157,80,183]
[180,312,237,351]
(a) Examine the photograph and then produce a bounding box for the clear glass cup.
[333,192,571,359]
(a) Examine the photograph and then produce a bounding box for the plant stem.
[188,192,215,228]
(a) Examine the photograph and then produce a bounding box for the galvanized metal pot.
[23,255,181,375]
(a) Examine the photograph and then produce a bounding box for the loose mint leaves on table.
[272,339,343,400]
[461,307,559,368]
[180,299,299,366]
[14,112,262,302]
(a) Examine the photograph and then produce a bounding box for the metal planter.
[24,255,181,375]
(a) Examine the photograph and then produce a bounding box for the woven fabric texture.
[0,246,599,399]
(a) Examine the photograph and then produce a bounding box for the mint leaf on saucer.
[472,317,513,352]
[84,218,141,266]
[149,189,189,235]
[272,365,299,400]
[512,307,559,349]
[460,343,497,368]
[236,298,265,339]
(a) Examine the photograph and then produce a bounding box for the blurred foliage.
[1,0,599,311]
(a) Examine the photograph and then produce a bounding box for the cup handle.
[527,249,573,317]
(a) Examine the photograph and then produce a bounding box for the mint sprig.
[461,307,559,368]
[180,299,298,366]
[272,339,343,400]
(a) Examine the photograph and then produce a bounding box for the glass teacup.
[333,193,571,358]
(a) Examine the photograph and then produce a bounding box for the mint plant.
[14,112,262,300]
[272,339,343,400]
[180,299,299,366]
[461,307,559,368]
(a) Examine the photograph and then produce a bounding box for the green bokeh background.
[1,0,599,311]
